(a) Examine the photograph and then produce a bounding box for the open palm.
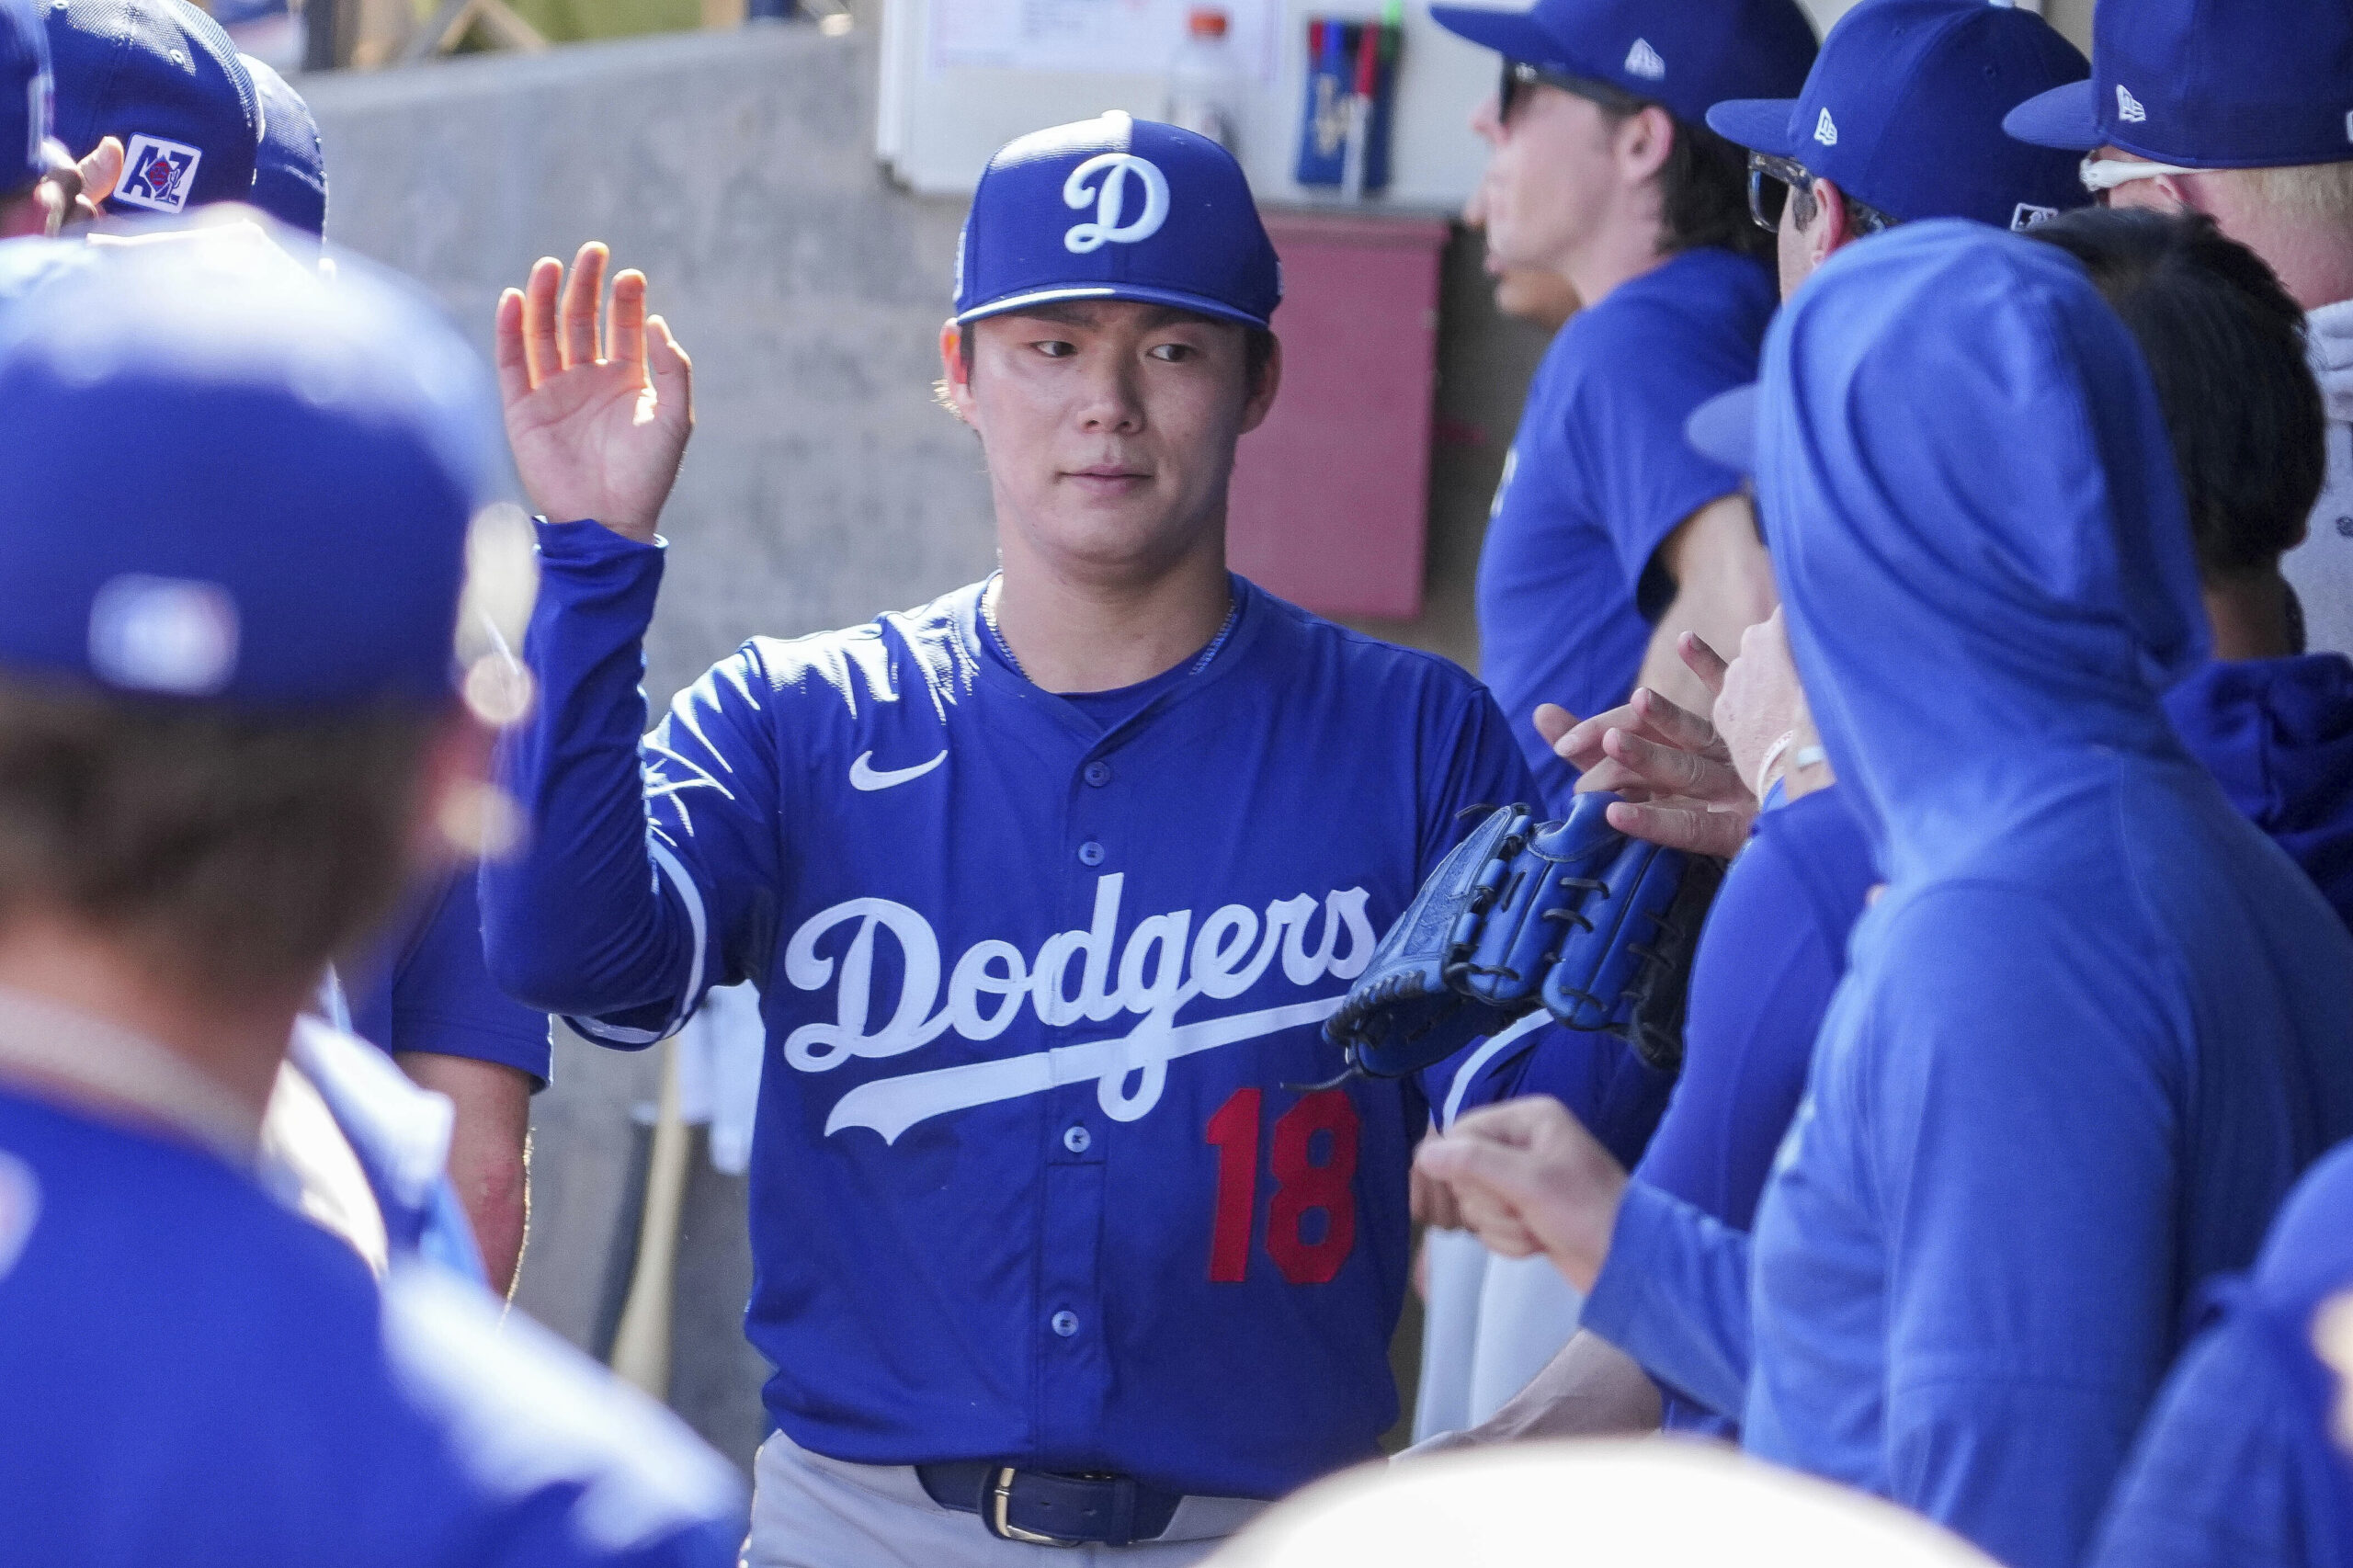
[494,242,693,544]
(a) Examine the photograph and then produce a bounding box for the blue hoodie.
[2088,1141,2353,1568]
[2165,653,2353,933]
[1740,223,2353,1568]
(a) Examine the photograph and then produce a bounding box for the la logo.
[1063,153,1170,254]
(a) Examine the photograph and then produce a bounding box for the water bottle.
[1165,6,1245,154]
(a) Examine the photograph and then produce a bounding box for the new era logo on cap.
[1814,108,1837,146]
[2011,202,2058,232]
[88,574,238,695]
[2115,84,2146,124]
[114,132,200,214]
[1624,37,1665,79]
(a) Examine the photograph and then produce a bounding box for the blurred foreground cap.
[0,219,503,708]
[1208,1442,2003,1568]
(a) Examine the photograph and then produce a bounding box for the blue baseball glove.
[1324,794,1722,1081]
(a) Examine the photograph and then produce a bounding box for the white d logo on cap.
[1063,153,1170,254]
[88,574,240,696]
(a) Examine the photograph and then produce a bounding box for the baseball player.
[1435,222,2353,1568]
[1427,0,1813,803]
[2090,1140,2353,1568]
[1416,0,2093,1449]
[0,229,740,1565]
[1427,204,2353,1461]
[42,12,554,1291]
[2005,0,2353,664]
[479,112,1557,1562]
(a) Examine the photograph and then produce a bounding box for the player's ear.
[1809,177,1850,268]
[1616,104,1675,187]
[1238,331,1282,436]
[938,319,976,426]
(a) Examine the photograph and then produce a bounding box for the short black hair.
[2029,209,2324,577]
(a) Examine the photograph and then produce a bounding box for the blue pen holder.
[1294,18,1399,192]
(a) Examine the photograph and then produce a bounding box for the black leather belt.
[915,1462,1185,1548]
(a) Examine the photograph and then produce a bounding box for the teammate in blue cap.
[480,111,1548,1562]
[1425,0,1812,806]
[243,51,324,234]
[0,229,741,1566]
[1706,0,2086,296]
[2005,0,2353,667]
[2090,1139,2353,1568]
[45,0,257,219]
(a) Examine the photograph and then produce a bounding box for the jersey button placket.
[1051,1310,1080,1337]
[1077,840,1106,867]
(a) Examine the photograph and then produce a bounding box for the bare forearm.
[1637,496,1777,715]
[397,1052,532,1297]
[1465,1329,1662,1443]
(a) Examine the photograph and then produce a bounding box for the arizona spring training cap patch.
[952,110,1281,331]
[111,131,198,211]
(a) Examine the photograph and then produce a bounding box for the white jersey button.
[1078,840,1106,866]
[1063,1124,1092,1153]
[1084,761,1112,787]
[1051,1310,1080,1337]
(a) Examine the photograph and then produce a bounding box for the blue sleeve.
[1634,793,1868,1230]
[2086,1320,2322,1568]
[1579,1176,1754,1418]
[480,520,783,1045]
[1868,898,2180,1568]
[383,874,552,1085]
[1561,295,1752,597]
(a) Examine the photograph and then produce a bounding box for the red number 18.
[1204,1087,1361,1285]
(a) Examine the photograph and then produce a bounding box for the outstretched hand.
[1413,1096,1628,1293]
[1532,633,1755,858]
[494,243,692,545]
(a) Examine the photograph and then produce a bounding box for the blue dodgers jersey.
[2088,1142,2353,1568]
[348,870,552,1085]
[1476,246,1774,809]
[482,525,1536,1500]
[0,1087,741,1567]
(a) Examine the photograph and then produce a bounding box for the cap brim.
[1705,98,1800,158]
[1427,3,1567,67]
[955,282,1271,331]
[1686,383,1759,474]
[2003,79,2101,151]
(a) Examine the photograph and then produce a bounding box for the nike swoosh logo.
[848,750,948,791]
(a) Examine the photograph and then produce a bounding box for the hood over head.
[1754,221,2209,879]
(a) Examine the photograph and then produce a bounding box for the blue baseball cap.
[2006,0,2353,168]
[47,0,259,218]
[954,111,1279,329]
[243,54,322,235]
[1429,0,1816,128]
[0,223,500,708]
[1708,0,2087,232]
[0,0,55,192]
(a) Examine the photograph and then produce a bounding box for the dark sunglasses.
[1498,59,1654,123]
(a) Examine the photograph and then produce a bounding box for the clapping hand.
[1534,632,1754,858]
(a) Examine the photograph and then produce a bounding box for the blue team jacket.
[1742,225,2353,1568]
[481,527,1534,1499]
[0,1085,741,1565]
[2089,1141,2353,1568]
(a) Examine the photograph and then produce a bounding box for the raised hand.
[1413,1096,1628,1293]
[494,243,692,545]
